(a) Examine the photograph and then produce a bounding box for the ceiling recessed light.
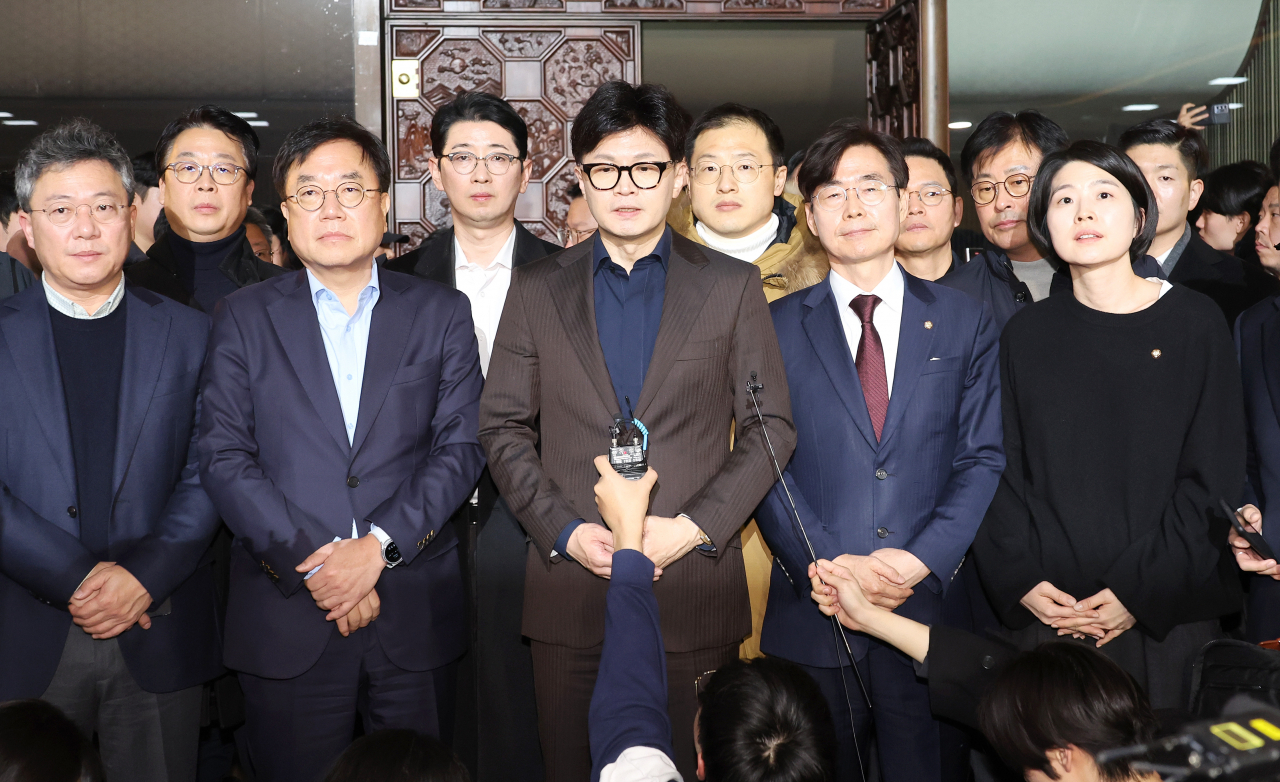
[1122,104,1159,112]
[1229,103,1245,109]
[246,120,269,127]
[948,121,972,130]
[1209,76,1248,86]
[0,112,12,118]
[234,112,259,119]
[3,120,37,126]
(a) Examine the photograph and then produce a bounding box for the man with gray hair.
[0,118,223,782]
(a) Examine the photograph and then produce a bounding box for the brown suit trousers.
[478,231,795,779]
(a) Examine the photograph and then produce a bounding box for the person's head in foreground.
[0,699,104,782]
[322,729,469,782]
[977,643,1159,782]
[1026,140,1158,275]
[696,656,838,782]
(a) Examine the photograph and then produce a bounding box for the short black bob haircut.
[797,119,909,201]
[960,110,1068,185]
[322,729,469,782]
[698,656,837,782]
[0,699,104,782]
[1117,118,1210,181]
[1026,140,1159,267]
[430,91,529,161]
[685,103,786,168]
[1199,160,1276,227]
[901,136,959,195]
[155,104,260,180]
[978,642,1158,781]
[272,116,392,201]
[570,80,691,163]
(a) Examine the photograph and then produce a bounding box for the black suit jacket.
[1169,229,1278,327]
[125,231,285,311]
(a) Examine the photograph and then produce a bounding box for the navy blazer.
[1237,295,1280,549]
[0,283,222,698]
[198,268,485,680]
[756,269,1005,667]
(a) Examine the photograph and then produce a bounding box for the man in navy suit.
[0,120,222,782]
[198,117,486,782]
[756,121,1005,782]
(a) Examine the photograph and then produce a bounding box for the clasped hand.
[69,562,154,639]
[1021,581,1134,648]
[295,536,384,637]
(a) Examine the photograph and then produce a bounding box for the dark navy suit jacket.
[756,269,1005,666]
[198,268,485,679]
[1236,294,1280,640]
[0,283,222,698]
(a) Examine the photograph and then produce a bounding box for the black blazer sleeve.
[926,625,1018,729]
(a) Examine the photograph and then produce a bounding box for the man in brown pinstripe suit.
[478,80,795,782]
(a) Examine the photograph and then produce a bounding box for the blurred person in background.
[1120,119,1274,326]
[0,173,34,299]
[1197,160,1276,268]
[129,151,162,262]
[562,182,598,247]
[243,206,275,265]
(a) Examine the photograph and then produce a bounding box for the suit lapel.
[551,241,620,417]
[267,273,351,457]
[801,279,878,450]
[1169,230,1223,284]
[350,274,414,457]
[879,272,937,447]
[0,290,75,495]
[414,228,456,288]
[112,289,170,494]
[512,221,556,268]
[633,236,715,420]
[1260,299,1280,431]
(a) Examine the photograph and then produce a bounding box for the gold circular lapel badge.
[1151,349,1162,358]
[924,321,933,329]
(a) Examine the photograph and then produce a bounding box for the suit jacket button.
[982,655,995,669]
[347,476,360,488]
[875,468,887,480]
[67,506,78,518]
[417,539,426,550]
[876,527,889,539]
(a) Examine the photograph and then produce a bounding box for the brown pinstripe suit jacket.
[478,230,796,652]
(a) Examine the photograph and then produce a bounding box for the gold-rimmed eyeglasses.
[165,161,247,186]
[288,182,381,212]
[440,151,523,176]
[907,187,953,207]
[969,174,1034,206]
[29,200,130,227]
[691,161,774,186]
[812,181,895,211]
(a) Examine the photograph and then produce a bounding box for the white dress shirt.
[42,272,126,319]
[454,227,517,376]
[828,262,905,398]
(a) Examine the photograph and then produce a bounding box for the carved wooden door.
[866,0,920,138]
[386,23,641,245]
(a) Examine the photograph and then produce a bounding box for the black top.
[50,298,128,560]
[973,284,1245,641]
[124,224,284,312]
[167,228,244,312]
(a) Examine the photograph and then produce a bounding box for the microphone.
[746,370,872,779]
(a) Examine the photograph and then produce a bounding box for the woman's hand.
[1021,581,1097,631]
[1062,588,1135,647]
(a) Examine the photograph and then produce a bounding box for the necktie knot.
[850,294,881,325]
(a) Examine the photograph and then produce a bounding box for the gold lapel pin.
[924,321,933,329]
[1151,349,1162,358]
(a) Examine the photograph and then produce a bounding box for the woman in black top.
[972,141,1245,710]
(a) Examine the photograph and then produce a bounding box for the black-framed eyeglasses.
[29,200,130,227]
[165,161,247,186]
[579,161,673,191]
[439,151,523,176]
[691,161,774,186]
[288,182,381,212]
[907,187,952,207]
[970,174,1034,206]
[813,181,895,211]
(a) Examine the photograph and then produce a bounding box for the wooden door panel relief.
[387,24,640,243]
[866,0,921,138]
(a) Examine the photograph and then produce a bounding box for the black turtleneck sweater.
[168,227,244,313]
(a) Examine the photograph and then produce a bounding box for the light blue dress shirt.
[303,264,391,577]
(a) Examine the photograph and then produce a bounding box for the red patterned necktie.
[850,294,888,441]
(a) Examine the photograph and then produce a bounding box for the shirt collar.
[1158,222,1194,270]
[827,261,905,315]
[306,261,380,306]
[592,225,673,274]
[42,272,126,320]
[454,225,518,271]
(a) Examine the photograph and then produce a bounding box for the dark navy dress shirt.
[553,228,672,559]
